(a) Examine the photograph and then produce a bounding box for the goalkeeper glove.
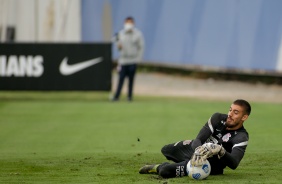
[199,143,226,158]
[190,143,226,166]
[190,148,208,166]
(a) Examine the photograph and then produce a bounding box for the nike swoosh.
[59,57,103,76]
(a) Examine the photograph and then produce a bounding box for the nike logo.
[59,57,103,76]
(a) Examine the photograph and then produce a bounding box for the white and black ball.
[186,160,211,180]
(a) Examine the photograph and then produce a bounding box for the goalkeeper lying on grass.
[139,99,251,178]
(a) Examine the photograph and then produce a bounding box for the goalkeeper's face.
[226,104,249,130]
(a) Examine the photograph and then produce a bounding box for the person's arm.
[197,138,248,169]
[221,142,248,169]
[117,35,122,51]
[191,113,222,150]
[111,32,122,50]
[191,126,211,150]
[113,31,123,51]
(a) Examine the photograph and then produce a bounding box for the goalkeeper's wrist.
[218,146,226,158]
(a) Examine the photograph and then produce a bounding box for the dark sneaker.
[139,164,159,174]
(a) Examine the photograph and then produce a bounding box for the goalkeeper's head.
[233,99,251,116]
[226,99,251,130]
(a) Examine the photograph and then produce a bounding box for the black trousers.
[158,140,194,178]
[114,64,137,100]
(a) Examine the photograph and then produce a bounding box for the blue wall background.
[81,0,282,72]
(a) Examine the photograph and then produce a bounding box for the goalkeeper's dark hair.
[233,99,251,116]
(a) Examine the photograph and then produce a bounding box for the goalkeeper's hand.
[197,143,225,158]
[190,148,208,166]
[190,143,226,166]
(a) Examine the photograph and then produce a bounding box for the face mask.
[124,23,134,31]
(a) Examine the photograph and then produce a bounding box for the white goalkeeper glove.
[190,143,226,166]
[190,148,208,166]
[199,143,225,157]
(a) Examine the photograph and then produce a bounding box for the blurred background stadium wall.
[81,0,282,73]
[1,0,282,73]
[0,0,81,42]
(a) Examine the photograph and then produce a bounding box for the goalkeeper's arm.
[191,113,224,150]
[220,147,245,170]
[193,143,245,169]
[191,125,213,150]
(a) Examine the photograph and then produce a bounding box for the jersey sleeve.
[221,132,249,169]
[191,113,223,150]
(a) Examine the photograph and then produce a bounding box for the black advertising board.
[0,43,111,91]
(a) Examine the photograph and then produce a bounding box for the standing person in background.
[112,16,144,102]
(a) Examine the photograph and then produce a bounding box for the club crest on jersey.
[222,133,231,142]
[183,140,192,145]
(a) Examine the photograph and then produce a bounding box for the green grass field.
[0,92,281,183]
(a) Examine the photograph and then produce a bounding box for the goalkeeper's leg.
[158,161,189,178]
[161,140,194,162]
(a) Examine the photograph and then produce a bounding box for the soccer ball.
[186,160,211,180]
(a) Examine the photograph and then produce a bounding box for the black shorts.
[161,140,195,163]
